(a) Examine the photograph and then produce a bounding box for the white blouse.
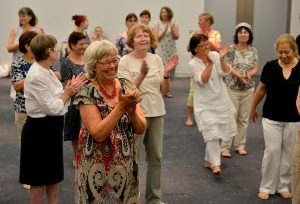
[24,62,69,118]
[189,51,236,142]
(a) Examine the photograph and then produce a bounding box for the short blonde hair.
[199,12,214,25]
[30,34,57,62]
[275,34,299,58]
[84,40,118,79]
[127,23,155,48]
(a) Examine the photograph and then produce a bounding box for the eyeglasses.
[97,58,119,67]
[197,42,210,48]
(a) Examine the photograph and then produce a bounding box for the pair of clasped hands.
[118,87,142,117]
[239,70,254,87]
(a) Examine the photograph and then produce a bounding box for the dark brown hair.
[19,31,38,53]
[234,27,253,45]
[160,7,173,21]
[68,31,86,50]
[18,7,37,26]
[125,13,138,22]
[189,34,208,56]
[140,10,151,19]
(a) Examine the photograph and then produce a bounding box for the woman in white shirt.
[188,33,236,174]
[19,34,86,203]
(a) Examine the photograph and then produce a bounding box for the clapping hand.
[65,73,88,96]
[219,44,230,60]
[140,60,149,78]
[118,88,142,116]
[164,54,179,75]
[171,22,176,33]
[126,89,143,116]
[164,24,169,32]
[202,55,213,66]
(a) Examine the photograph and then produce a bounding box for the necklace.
[99,80,117,99]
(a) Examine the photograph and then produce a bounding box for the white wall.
[204,0,237,46]
[290,0,300,38]
[0,0,204,75]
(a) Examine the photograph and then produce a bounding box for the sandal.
[212,166,221,175]
[204,161,221,175]
[165,92,173,98]
[221,150,232,158]
[237,149,247,155]
[279,191,292,199]
[185,119,193,126]
[258,192,269,200]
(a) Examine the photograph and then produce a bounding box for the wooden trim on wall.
[236,0,254,25]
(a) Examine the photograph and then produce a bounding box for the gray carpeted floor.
[0,77,291,204]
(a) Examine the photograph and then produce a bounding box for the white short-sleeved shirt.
[118,53,166,117]
[24,62,69,118]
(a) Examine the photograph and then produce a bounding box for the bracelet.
[164,75,170,79]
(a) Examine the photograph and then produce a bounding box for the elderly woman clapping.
[73,40,146,203]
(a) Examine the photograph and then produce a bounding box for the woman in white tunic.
[188,34,237,174]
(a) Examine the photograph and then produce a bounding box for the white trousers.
[205,139,221,167]
[259,118,299,194]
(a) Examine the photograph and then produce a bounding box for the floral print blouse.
[223,45,258,91]
[73,78,139,204]
[10,57,33,112]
